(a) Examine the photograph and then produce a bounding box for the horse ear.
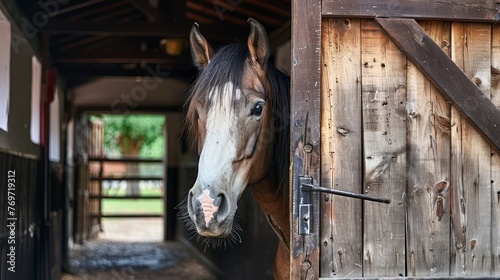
[247,18,270,68]
[190,22,214,70]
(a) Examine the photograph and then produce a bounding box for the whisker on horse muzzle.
[176,196,243,250]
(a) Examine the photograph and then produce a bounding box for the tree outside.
[92,114,165,196]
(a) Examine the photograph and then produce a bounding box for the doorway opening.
[64,113,217,279]
[86,113,166,242]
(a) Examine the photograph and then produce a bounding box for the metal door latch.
[298,176,391,235]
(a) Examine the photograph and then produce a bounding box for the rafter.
[61,36,127,52]
[68,1,127,21]
[200,0,283,26]
[125,0,164,22]
[185,11,215,25]
[244,0,290,17]
[186,1,247,25]
[60,64,196,79]
[54,50,191,64]
[42,19,235,41]
[48,0,107,17]
[269,20,290,51]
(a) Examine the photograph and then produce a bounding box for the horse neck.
[251,177,290,248]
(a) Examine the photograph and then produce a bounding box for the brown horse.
[181,18,290,279]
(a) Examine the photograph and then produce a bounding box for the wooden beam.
[187,1,247,25]
[323,0,500,23]
[54,50,191,64]
[125,0,165,22]
[290,0,322,279]
[171,0,186,22]
[185,11,215,25]
[244,0,290,17]
[60,65,196,79]
[200,0,283,26]
[42,19,236,40]
[269,20,290,51]
[376,18,500,153]
[42,19,188,36]
[48,0,106,17]
[67,1,127,21]
[59,36,120,51]
[91,7,136,22]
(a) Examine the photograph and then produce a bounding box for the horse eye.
[251,102,264,116]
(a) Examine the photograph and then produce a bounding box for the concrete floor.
[61,218,215,280]
[98,218,164,242]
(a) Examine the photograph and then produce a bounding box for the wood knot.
[303,143,313,153]
[492,66,500,87]
[408,110,418,118]
[337,126,349,136]
[469,239,477,249]
[435,181,449,193]
[430,113,451,131]
[472,77,482,86]
[441,40,450,49]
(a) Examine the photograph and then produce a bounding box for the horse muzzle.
[187,187,234,237]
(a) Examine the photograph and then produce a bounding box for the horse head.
[184,19,278,243]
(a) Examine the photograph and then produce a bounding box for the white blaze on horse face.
[198,82,246,199]
[197,189,219,226]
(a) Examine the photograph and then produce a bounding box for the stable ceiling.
[15,0,291,90]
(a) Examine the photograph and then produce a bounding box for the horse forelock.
[185,44,248,149]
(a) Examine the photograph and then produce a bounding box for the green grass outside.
[101,188,163,215]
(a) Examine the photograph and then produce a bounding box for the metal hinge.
[298,176,391,235]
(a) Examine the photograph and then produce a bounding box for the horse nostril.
[213,195,222,206]
[187,190,196,214]
[216,194,229,219]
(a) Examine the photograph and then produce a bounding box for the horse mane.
[185,43,290,190]
[266,62,290,191]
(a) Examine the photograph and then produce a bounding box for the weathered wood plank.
[405,21,452,277]
[290,0,322,278]
[320,17,363,278]
[492,24,500,274]
[450,22,493,276]
[361,19,407,277]
[460,23,492,276]
[449,23,467,275]
[375,18,500,155]
[322,0,500,23]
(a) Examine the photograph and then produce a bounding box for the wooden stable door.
[290,1,500,279]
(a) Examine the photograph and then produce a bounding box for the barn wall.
[320,18,500,278]
[0,4,42,279]
[0,152,39,280]
[0,4,40,156]
[0,2,68,279]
